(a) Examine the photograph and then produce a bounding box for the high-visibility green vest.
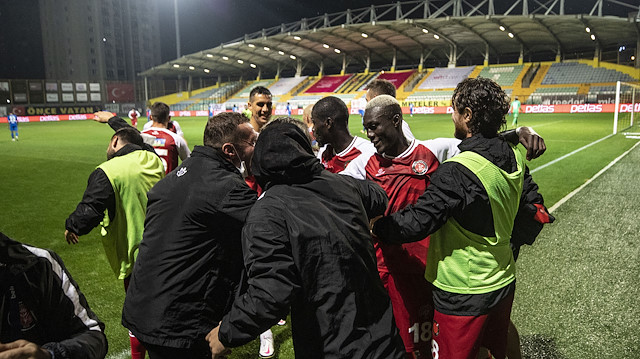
[425,144,525,294]
[98,150,164,279]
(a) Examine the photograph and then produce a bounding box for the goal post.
[613,81,640,135]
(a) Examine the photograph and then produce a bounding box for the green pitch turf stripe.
[531,133,614,174]
[548,140,640,213]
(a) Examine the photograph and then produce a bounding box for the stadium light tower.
[174,0,181,59]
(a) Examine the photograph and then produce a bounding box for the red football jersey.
[142,127,191,174]
[342,138,460,274]
[317,136,376,174]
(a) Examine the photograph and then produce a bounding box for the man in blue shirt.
[7,112,18,141]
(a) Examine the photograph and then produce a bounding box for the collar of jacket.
[112,143,144,158]
[458,134,517,173]
[0,233,38,278]
[191,145,241,174]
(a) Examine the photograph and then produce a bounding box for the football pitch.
[0,112,638,358]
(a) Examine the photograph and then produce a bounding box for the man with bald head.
[312,96,376,174]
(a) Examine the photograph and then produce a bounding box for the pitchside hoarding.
[2,103,639,123]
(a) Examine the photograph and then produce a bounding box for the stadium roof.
[139,0,640,79]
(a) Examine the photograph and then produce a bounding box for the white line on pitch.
[548,140,640,214]
[531,133,614,174]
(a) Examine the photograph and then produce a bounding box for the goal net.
[613,81,640,135]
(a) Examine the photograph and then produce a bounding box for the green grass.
[0,113,638,358]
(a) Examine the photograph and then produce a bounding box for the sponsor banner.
[76,83,87,92]
[89,83,101,92]
[76,93,88,102]
[62,93,74,102]
[23,105,102,116]
[45,82,58,91]
[90,93,102,102]
[274,108,303,116]
[0,113,96,123]
[46,93,59,102]
[400,106,454,114]
[106,82,134,102]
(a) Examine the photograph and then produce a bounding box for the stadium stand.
[477,65,524,87]
[542,62,634,85]
[375,70,416,89]
[417,67,475,90]
[269,77,308,96]
[233,80,274,98]
[305,74,353,93]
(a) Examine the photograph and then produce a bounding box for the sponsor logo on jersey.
[411,160,428,175]
[18,302,37,330]
[433,320,440,337]
[376,168,386,176]
[176,167,187,177]
[152,138,166,147]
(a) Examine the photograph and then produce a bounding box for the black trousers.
[141,340,211,359]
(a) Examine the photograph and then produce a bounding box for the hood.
[252,122,324,189]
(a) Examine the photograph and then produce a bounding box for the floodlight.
[222,56,229,60]
[293,36,301,40]
[323,44,330,48]
[263,47,270,51]
[248,44,255,48]
[188,66,195,70]
[632,56,636,61]
[585,27,590,33]
[499,26,505,31]
[204,69,210,73]
[237,59,244,64]
[334,49,341,53]
[290,55,296,59]
[206,54,213,58]
[250,63,256,68]
[508,33,514,38]
[173,64,180,68]
[361,33,368,38]
[278,51,285,55]
[103,37,107,42]
[422,28,429,33]
[434,34,440,39]
[590,34,596,40]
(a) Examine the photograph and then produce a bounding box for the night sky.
[0,0,632,79]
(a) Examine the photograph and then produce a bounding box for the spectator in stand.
[128,108,141,128]
[7,112,18,141]
[0,232,108,359]
[64,126,165,359]
[141,102,190,174]
[122,112,258,359]
[366,79,416,141]
[206,118,405,359]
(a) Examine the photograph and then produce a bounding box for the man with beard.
[122,112,258,359]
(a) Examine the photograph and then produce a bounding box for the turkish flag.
[106,83,134,102]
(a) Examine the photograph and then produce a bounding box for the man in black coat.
[207,118,406,359]
[0,232,107,359]
[121,112,258,359]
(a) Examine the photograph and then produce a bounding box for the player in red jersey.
[341,95,545,358]
[312,96,377,174]
[142,102,190,174]
[128,108,140,128]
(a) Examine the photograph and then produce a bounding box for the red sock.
[129,331,146,359]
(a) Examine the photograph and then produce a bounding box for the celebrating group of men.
[20,77,553,359]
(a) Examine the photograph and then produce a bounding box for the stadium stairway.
[469,66,483,79]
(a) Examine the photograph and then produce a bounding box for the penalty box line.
[530,133,614,175]
[547,140,640,214]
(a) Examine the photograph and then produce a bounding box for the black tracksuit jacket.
[0,233,107,359]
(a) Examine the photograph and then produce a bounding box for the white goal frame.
[613,81,640,135]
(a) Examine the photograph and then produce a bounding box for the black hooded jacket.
[0,233,107,359]
[218,122,405,359]
[121,145,257,348]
